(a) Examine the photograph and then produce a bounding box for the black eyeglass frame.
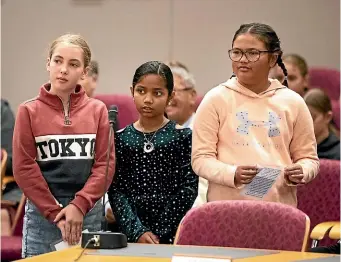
[228,48,273,62]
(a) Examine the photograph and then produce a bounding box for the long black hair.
[232,23,288,87]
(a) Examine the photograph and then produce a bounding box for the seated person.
[108,61,198,244]
[165,61,208,207]
[269,53,309,97]
[1,99,22,203]
[166,61,197,128]
[309,241,340,254]
[78,60,99,97]
[304,88,340,160]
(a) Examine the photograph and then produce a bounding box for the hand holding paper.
[234,165,259,187]
[284,164,305,185]
[242,167,281,199]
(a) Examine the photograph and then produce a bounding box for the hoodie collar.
[223,77,286,98]
[37,83,88,109]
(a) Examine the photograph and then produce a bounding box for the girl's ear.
[80,66,89,80]
[269,53,279,68]
[168,91,175,105]
[46,57,51,72]
[325,111,333,123]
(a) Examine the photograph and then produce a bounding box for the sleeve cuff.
[225,165,239,188]
[70,196,89,216]
[46,208,63,223]
[134,228,150,243]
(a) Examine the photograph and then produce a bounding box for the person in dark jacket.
[1,99,23,203]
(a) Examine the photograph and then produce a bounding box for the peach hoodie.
[192,77,319,207]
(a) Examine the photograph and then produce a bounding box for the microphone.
[81,106,127,249]
[109,105,119,131]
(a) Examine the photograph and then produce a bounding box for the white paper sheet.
[172,256,231,262]
[242,167,281,199]
[52,229,89,251]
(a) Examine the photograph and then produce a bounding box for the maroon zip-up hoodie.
[13,83,115,222]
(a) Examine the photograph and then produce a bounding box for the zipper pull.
[64,116,72,125]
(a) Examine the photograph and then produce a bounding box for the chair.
[297,159,340,247]
[310,221,340,248]
[1,149,8,196]
[331,100,340,131]
[1,195,26,261]
[94,94,139,130]
[309,68,340,99]
[1,148,16,196]
[309,67,340,129]
[174,200,310,252]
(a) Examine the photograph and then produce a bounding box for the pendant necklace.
[140,119,166,153]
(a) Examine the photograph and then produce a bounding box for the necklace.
[140,119,167,153]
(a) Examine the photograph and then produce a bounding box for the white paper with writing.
[242,167,281,199]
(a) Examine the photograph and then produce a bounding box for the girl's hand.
[234,165,259,186]
[284,164,305,185]
[54,204,84,245]
[138,232,159,244]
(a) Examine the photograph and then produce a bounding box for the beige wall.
[2,0,340,113]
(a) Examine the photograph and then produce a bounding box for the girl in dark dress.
[108,61,198,244]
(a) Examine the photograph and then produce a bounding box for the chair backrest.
[297,159,340,246]
[95,94,204,129]
[331,100,340,130]
[309,67,340,100]
[11,195,26,236]
[94,94,139,130]
[1,149,8,196]
[308,67,340,130]
[175,200,310,252]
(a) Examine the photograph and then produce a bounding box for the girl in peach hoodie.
[192,23,319,207]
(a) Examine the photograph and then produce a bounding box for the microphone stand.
[81,108,127,249]
[101,120,114,232]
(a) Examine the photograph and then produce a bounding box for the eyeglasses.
[174,87,193,93]
[228,48,272,62]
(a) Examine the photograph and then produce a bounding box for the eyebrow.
[53,55,81,63]
[233,48,263,51]
[135,85,165,90]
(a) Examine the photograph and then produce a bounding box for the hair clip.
[284,76,288,81]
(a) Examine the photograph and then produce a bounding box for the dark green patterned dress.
[108,121,198,244]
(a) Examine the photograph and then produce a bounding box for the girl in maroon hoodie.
[12,34,115,257]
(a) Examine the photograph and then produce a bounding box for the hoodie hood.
[222,77,286,98]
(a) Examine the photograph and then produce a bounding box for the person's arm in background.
[191,93,237,188]
[1,99,15,175]
[104,193,116,224]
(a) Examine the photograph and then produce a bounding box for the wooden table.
[15,245,338,262]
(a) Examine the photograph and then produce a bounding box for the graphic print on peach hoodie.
[192,78,319,207]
